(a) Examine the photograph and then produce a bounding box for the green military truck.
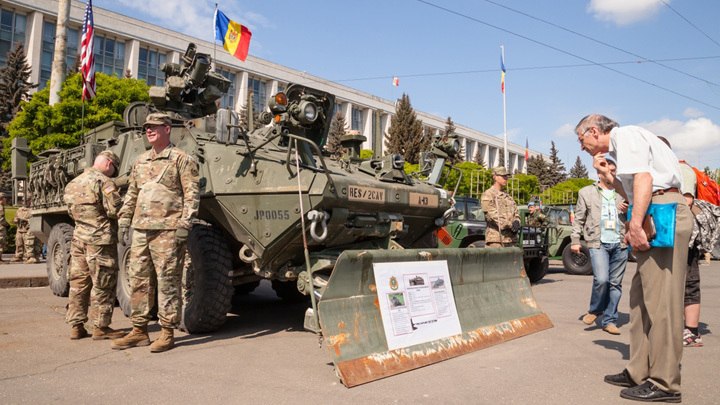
[435,196,549,282]
[544,205,593,275]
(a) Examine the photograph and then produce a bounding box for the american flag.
[81,0,95,100]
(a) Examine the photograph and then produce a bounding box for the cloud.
[587,0,666,25]
[554,123,575,138]
[639,118,720,165]
[114,0,272,42]
[683,107,704,118]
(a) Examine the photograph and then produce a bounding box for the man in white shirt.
[576,114,692,403]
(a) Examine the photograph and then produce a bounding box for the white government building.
[3,0,541,171]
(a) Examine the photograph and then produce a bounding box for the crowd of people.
[479,113,708,402]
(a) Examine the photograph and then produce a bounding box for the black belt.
[651,187,679,196]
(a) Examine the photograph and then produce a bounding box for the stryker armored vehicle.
[14,43,551,386]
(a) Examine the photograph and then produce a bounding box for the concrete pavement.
[0,254,47,288]
[0,260,718,404]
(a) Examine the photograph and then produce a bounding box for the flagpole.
[501,45,508,172]
[213,4,218,64]
[80,98,85,143]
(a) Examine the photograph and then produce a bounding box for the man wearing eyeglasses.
[575,114,691,403]
[113,113,199,353]
[64,150,124,340]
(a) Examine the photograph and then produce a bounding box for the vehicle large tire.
[116,230,133,317]
[271,279,310,302]
[524,256,549,283]
[180,223,234,333]
[562,243,593,275]
[468,240,486,248]
[46,223,74,297]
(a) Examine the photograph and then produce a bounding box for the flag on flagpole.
[524,137,529,162]
[392,77,399,86]
[80,0,95,100]
[214,9,252,61]
[500,53,506,93]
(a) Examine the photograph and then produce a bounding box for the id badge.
[604,220,616,230]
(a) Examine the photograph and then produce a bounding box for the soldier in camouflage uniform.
[64,151,125,340]
[12,203,40,263]
[112,113,199,353]
[481,166,520,247]
[526,202,546,226]
[0,192,8,263]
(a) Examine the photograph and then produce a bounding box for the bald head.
[93,154,116,177]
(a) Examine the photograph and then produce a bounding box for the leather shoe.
[620,381,681,403]
[603,324,621,335]
[604,369,636,388]
[582,313,598,325]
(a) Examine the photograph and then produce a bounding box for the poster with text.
[373,260,462,351]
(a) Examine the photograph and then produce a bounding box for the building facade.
[2,0,542,171]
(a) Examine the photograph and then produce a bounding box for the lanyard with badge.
[599,187,617,231]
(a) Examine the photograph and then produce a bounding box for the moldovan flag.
[393,77,399,86]
[524,137,529,162]
[501,53,506,93]
[214,9,252,61]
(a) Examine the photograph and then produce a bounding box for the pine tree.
[569,156,589,179]
[384,93,426,164]
[527,155,551,187]
[498,147,505,167]
[326,111,347,159]
[238,102,260,131]
[473,147,485,168]
[0,41,38,129]
[547,141,567,187]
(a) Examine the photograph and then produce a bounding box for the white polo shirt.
[608,125,683,204]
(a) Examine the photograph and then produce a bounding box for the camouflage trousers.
[65,239,119,327]
[0,226,6,254]
[129,229,186,329]
[15,231,42,260]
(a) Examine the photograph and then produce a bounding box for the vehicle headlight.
[536,234,542,244]
[302,101,318,123]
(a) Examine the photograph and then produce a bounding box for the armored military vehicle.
[14,43,551,386]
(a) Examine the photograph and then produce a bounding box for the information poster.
[373,260,462,351]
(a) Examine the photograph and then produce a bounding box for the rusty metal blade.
[318,248,553,387]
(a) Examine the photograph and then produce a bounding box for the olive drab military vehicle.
[14,43,551,387]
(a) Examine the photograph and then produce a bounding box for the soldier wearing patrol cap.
[481,166,520,247]
[64,150,124,340]
[0,192,8,264]
[113,112,199,352]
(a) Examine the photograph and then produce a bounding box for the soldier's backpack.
[685,163,720,205]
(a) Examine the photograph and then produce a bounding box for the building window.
[351,107,363,131]
[138,47,166,87]
[94,35,125,77]
[276,83,285,94]
[39,21,79,89]
[465,141,473,162]
[0,9,27,67]
[248,77,266,112]
[215,68,236,109]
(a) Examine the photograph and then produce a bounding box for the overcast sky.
[92,0,720,176]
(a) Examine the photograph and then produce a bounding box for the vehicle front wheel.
[562,243,593,275]
[524,256,548,283]
[180,222,234,333]
[46,223,74,297]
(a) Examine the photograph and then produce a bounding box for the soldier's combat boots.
[10,257,22,262]
[92,326,125,340]
[70,323,89,340]
[110,325,150,350]
[24,257,38,264]
[149,327,175,353]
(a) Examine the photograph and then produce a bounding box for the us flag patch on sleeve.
[103,185,116,195]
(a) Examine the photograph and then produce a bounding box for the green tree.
[498,147,505,167]
[527,155,550,186]
[326,111,347,159]
[547,141,567,187]
[384,93,426,164]
[0,41,37,130]
[569,156,589,179]
[541,178,595,205]
[3,72,150,169]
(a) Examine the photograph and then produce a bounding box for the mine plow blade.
[317,247,553,387]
